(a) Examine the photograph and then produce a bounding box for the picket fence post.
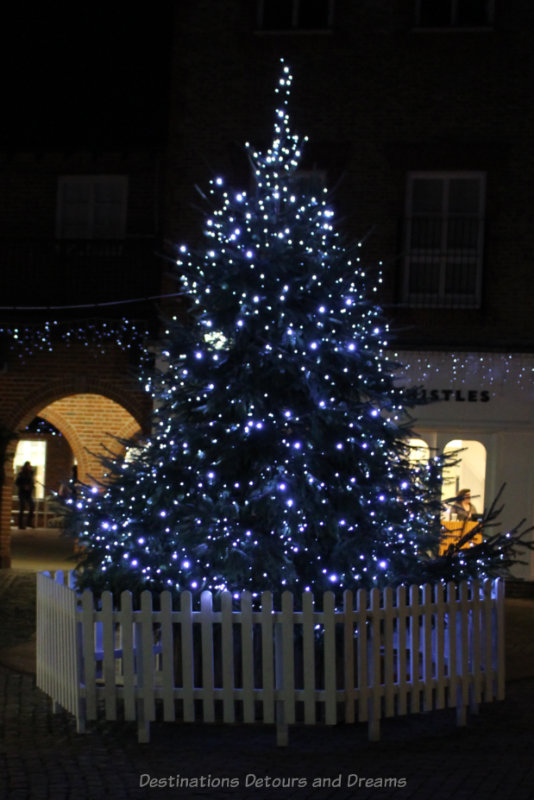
[260,591,275,724]
[302,591,316,725]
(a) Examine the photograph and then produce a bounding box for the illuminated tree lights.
[70,63,531,599]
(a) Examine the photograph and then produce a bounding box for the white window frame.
[415,0,494,29]
[257,0,334,31]
[56,175,128,239]
[403,171,486,308]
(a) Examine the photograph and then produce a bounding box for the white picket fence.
[36,572,505,744]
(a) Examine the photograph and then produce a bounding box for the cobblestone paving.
[1,665,534,800]
[0,571,36,649]
[1,571,534,800]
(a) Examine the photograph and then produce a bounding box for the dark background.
[1,3,173,148]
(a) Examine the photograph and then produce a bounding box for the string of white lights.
[0,318,152,363]
[395,350,534,391]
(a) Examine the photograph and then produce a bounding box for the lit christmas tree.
[71,63,530,599]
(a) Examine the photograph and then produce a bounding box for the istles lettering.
[419,389,490,403]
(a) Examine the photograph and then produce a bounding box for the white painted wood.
[383,587,395,718]
[367,588,382,741]
[160,591,175,722]
[274,622,288,746]
[396,585,408,716]
[458,581,470,717]
[323,591,336,726]
[422,584,433,711]
[471,580,482,708]
[81,590,96,720]
[36,571,506,746]
[343,590,356,724]
[180,591,195,722]
[36,573,80,725]
[241,592,255,723]
[434,582,446,710]
[408,584,421,714]
[101,592,117,720]
[302,591,316,724]
[447,581,458,710]
[139,591,155,727]
[259,591,275,724]
[200,591,215,723]
[220,591,235,723]
[280,591,295,726]
[356,588,368,723]
[120,591,136,721]
[482,579,493,699]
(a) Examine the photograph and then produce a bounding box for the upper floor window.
[56,175,128,239]
[258,0,333,31]
[290,167,327,197]
[415,0,494,29]
[402,172,485,308]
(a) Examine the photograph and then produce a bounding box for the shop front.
[397,350,534,581]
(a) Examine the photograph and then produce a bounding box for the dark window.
[290,168,327,197]
[56,176,128,239]
[299,0,331,28]
[403,173,485,308]
[262,0,292,29]
[457,0,490,26]
[416,0,493,28]
[418,0,451,26]
[259,0,333,31]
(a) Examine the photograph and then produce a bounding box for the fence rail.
[36,572,505,744]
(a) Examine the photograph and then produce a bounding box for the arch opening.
[8,392,142,569]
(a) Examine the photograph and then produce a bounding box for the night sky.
[1,3,173,148]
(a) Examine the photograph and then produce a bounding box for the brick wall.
[40,433,73,498]
[0,149,161,239]
[40,393,141,487]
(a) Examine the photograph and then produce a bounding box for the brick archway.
[5,376,148,436]
[0,376,151,568]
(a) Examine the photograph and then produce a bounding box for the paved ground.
[2,665,534,800]
[1,532,534,799]
[9,526,75,573]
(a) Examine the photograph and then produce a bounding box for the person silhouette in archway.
[16,461,35,529]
